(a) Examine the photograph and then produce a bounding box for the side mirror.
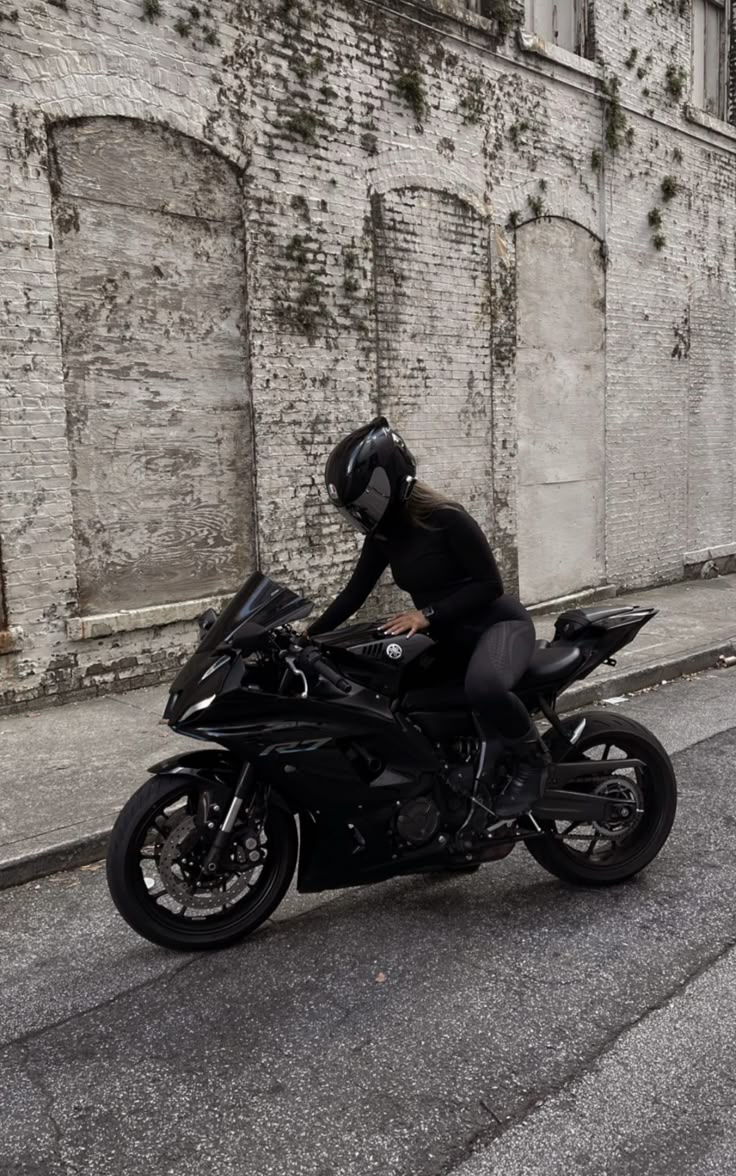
[197,608,218,634]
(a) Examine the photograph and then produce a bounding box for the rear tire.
[525,712,677,886]
[107,774,298,951]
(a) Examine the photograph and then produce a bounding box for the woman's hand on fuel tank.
[382,610,430,638]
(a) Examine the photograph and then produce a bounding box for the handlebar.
[293,645,352,695]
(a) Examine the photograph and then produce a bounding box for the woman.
[308,417,545,818]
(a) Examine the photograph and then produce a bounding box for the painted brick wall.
[1,0,735,709]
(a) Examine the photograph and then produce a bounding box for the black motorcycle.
[107,572,677,951]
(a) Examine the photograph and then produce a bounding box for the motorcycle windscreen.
[199,571,314,653]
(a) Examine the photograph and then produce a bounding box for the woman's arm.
[308,539,390,635]
[428,508,504,625]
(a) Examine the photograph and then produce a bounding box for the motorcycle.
[106,572,677,951]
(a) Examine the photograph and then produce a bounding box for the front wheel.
[106,774,297,951]
[525,712,677,886]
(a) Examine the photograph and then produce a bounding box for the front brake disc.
[157,816,256,910]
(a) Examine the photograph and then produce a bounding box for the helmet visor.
[333,466,391,534]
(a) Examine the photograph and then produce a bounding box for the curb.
[1,639,733,892]
[0,829,112,892]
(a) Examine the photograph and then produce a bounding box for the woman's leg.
[464,619,545,816]
[464,620,536,738]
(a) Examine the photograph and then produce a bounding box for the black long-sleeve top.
[309,506,527,642]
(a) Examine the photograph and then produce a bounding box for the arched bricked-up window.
[372,187,493,533]
[50,118,254,615]
[515,217,606,604]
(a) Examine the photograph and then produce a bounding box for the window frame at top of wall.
[689,0,734,132]
[374,1,602,80]
[516,0,600,81]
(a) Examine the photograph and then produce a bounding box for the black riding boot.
[492,729,548,818]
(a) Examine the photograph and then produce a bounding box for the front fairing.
[165,572,313,721]
[165,651,241,725]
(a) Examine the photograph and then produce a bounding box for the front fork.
[200,761,259,875]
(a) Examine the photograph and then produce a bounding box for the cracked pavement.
[3,670,736,1175]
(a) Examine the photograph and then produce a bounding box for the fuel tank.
[315,621,435,693]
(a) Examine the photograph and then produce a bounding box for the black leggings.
[464,618,537,741]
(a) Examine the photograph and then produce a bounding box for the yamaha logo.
[386,643,403,661]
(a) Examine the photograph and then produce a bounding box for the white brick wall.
[0,0,734,708]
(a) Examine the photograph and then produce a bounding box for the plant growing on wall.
[276,232,333,343]
[141,0,161,19]
[284,110,321,144]
[601,75,630,153]
[661,174,679,200]
[396,63,429,124]
[459,72,486,125]
[482,0,523,43]
[508,119,530,147]
[665,64,687,101]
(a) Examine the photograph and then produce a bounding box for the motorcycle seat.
[516,642,583,690]
[402,642,583,712]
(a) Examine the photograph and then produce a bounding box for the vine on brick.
[173,4,217,46]
[602,75,630,152]
[459,72,486,125]
[276,232,333,343]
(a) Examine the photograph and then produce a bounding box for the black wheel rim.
[550,729,662,868]
[130,785,283,933]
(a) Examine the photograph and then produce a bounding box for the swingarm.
[532,757,644,823]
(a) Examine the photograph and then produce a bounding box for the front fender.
[149,751,296,817]
[149,749,241,785]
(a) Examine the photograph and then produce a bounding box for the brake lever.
[284,655,309,700]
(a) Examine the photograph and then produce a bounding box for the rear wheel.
[525,712,677,886]
[106,774,297,951]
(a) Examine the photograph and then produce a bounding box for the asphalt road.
[3,670,736,1176]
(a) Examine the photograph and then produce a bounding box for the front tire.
[525,712,677,886]
[106,774,297,951]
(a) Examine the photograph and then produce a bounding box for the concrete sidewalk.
[2,573,736,890]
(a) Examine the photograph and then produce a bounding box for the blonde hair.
[405,481,460,528]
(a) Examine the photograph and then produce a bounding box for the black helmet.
[324,417,416,534]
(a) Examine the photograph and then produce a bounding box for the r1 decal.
[259,737,331,756]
